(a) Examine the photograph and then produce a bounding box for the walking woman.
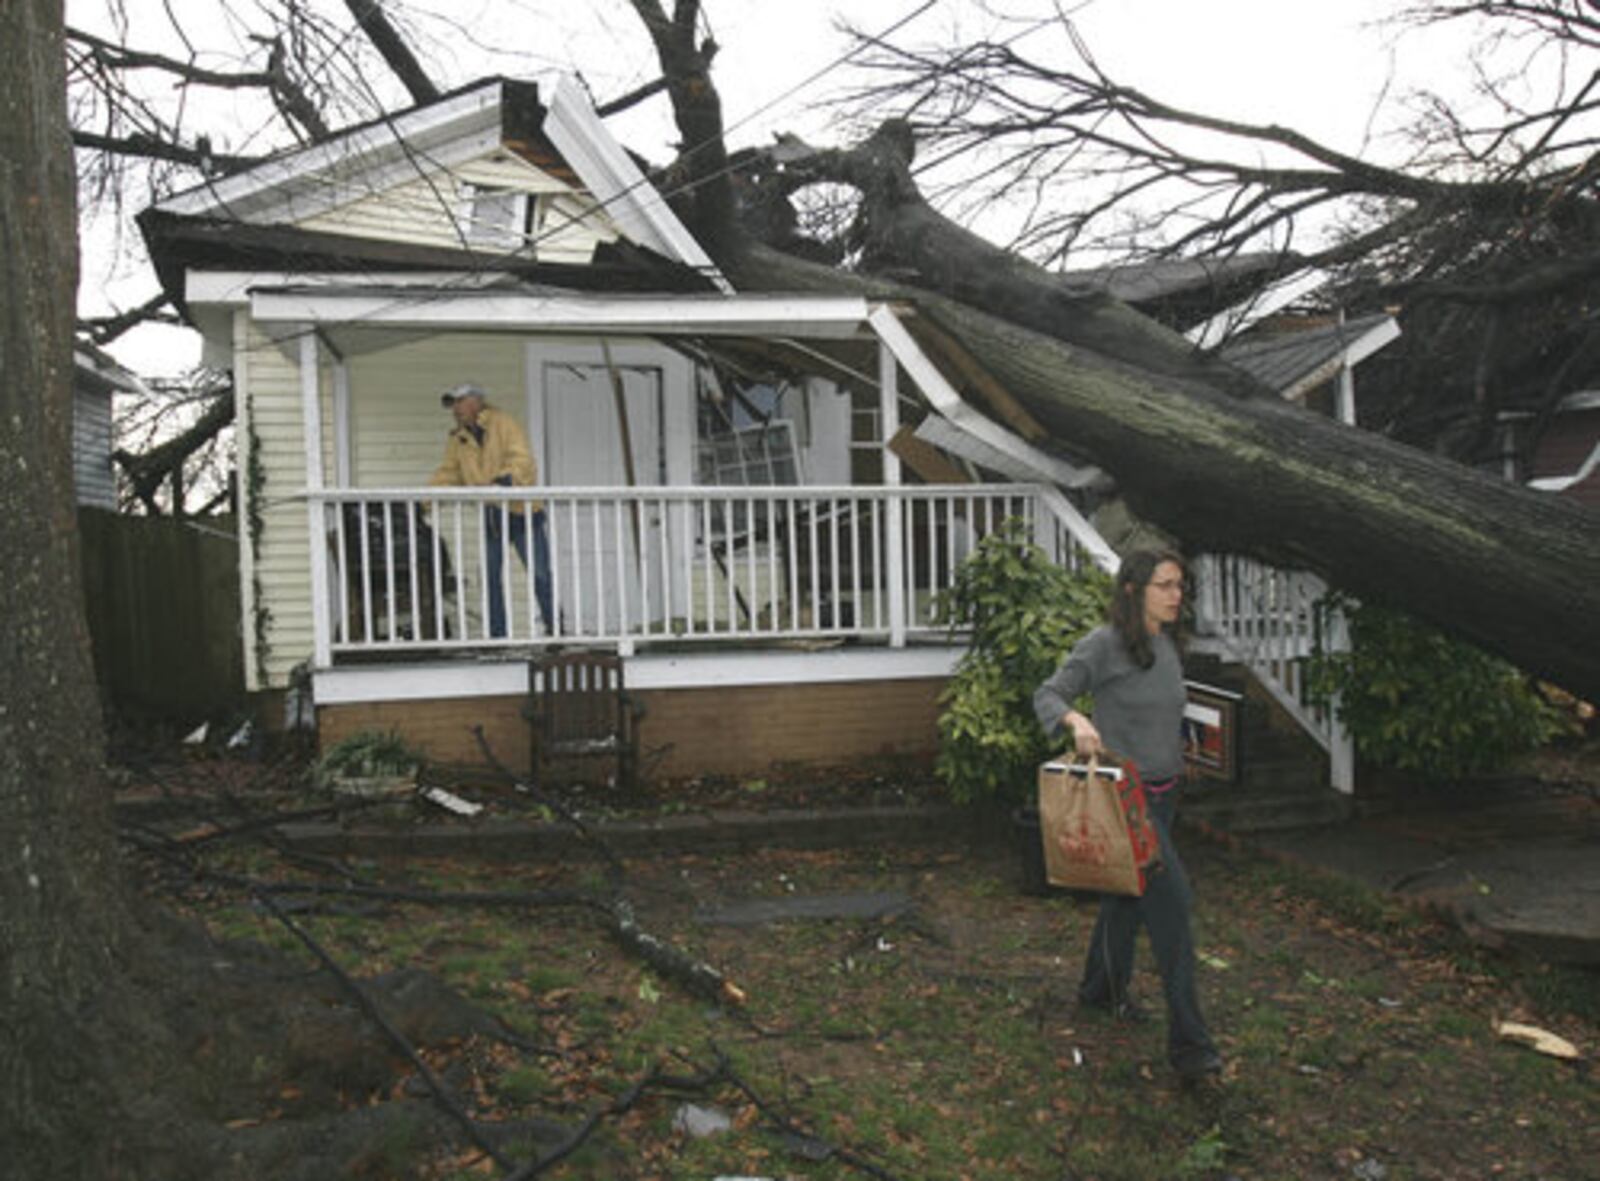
[1033,549,1222,1082]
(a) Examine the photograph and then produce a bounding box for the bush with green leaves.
[1305,596,1557,781]
[933,519,1110,806]
[314,729,423,787]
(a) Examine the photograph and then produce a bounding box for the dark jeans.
[1078,790,1218,1071]
[484,506,553,638]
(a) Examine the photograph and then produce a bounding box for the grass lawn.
[158,786,1598,1181]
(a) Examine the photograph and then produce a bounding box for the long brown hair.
[1108,548,1186,669]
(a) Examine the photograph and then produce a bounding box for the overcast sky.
[72,0,1506,378]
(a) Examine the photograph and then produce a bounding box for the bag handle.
[1054,748,1124,782]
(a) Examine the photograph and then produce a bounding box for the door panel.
[542,361,665,634]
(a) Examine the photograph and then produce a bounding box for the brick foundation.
[317,677,947,781]
[318,695,532,772]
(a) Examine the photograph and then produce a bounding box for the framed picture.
[1183,680,1242,783]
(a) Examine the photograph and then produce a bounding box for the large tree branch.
[626,0,735,252]
[726,235,1600,698]
[1403,243,1600,303]
[81,292,176,346]
[342,0,439,106]
[113,388,234,513]
[66,27,276,89]
[258,35,330,142]
[71,129,257,171]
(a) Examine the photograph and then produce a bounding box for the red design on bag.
[1058,819,1108,866]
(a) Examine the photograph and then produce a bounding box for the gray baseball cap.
[440,382,487,408]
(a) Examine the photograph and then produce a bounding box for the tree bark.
[343,0,440,107]
[0,0,143,1168]
[630,7,1600,696]
[718,234,1600,701]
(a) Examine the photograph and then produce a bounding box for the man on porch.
[431,382,555,638]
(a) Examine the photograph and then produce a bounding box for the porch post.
[880,338,906,647]
[1336,361,1358,426]
[1324,601,1356,795]
[332,357,352,485]
[300,330,333,669]
[1335,309,1358,426]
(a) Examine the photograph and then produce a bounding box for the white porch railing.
[1190,552,1355,793]
[310,484,1105,660]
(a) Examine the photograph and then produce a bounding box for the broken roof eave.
[543,76,727,292]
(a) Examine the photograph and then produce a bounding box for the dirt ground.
[129,739,1600,1181]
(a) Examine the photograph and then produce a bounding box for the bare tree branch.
[81,291,177,345]
[342,0,439,106]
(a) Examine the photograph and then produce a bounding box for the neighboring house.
[72,344,146,509]
[1217,312,1401,426]
[1499,391,1600,511]
[137,75,1107,778]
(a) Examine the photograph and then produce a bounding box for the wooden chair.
[524,651,645,791]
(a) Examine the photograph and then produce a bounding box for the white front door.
[537,351,667,635]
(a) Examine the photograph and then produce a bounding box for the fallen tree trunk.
[720,238,1600,700]
[633,3,1600,698]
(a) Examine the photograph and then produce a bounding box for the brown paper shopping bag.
[1037,753,1159,896]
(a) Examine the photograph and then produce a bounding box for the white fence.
[312,484,1103,658]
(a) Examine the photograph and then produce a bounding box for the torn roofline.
[148,75,726,291]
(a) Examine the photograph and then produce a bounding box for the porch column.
[1336,359,1357,426]
[332,356,352,485]
[300,330,333,669]
[880,339,905,647]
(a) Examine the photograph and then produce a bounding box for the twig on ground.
[501,1059,726,1180]
[472,726,627,887]
[253,890,522,1175]
[473,727,749,1009]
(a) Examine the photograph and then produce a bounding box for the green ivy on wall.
[245,392,271,686]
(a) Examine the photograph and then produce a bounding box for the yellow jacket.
[430,405,542,511]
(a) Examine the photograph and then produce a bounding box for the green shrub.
[933,519,1110,806]
[314,729,423,785]
[1305,597,1556,781]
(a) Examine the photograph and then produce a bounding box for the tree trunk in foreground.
[0,0,139,1168]
[722,239,1600,701]
[0,5,214,1175]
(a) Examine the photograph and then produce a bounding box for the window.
[462,184,533,251]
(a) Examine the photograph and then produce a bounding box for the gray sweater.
[1033,625,1186,780]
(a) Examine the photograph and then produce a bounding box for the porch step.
[1182,648,1344,833]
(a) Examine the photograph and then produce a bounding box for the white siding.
[346,335,537,636]
[298,151,614,263]
[72,388,116,508]
[348,335,527,486]
[240,318,336,689]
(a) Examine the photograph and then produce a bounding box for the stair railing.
[1190,553,1355,794]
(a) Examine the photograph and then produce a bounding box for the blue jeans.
[484,506,553,638]
[1078,790,1218,1071]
